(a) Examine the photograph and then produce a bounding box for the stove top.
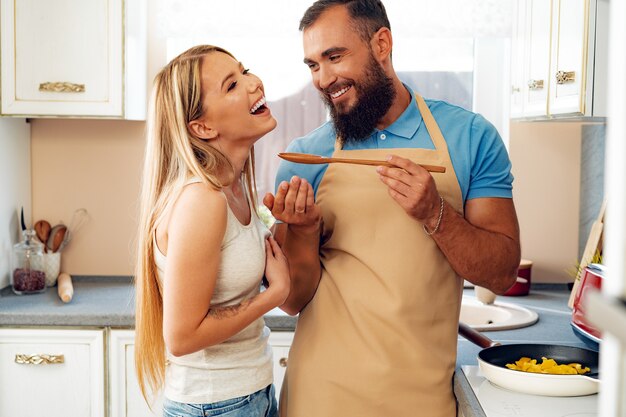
[462,366,598,417]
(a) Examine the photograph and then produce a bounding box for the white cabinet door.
[109,330,162,417]
[510,0,605,119]
[0,328,105,417]
[510,0,527,118]
[521,0,552,117]
[548,0,587,115]
[269,331,294,397]
[0,0,146,119]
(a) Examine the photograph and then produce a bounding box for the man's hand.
[263,176,321,234]
[376,155,441,230]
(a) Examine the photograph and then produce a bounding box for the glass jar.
[11,230,46,294]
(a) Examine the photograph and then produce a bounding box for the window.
[159,0,513,196]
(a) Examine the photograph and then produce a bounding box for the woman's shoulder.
[177,181,227,215]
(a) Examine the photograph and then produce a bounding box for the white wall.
[0,118,31,289]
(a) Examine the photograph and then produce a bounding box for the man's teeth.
[250,97,266,114]
[330,86,350,99]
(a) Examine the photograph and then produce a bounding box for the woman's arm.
[162,184,289,357]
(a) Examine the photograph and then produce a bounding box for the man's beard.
[321,56,396,144]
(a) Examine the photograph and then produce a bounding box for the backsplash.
[579,123,606,258]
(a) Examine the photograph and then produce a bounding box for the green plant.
[257,205,276,229]
[566,249,602,281]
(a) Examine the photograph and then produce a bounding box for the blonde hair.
[134,45,259,403]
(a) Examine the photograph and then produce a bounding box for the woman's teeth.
[330,86,351,99]
[250,97,266,114]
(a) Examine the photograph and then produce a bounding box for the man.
[263,1,520,416]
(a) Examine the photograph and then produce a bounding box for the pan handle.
[458,322,501,348]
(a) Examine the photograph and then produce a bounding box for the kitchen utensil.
[459,322,599,396]
[34,220,52,253]
[57,272,73,303]
[571,264,604,348]
[569,200,606,308]
[47,224,68,253]
[57,208,90,252]
[20,207,26,231]
[504,259,533,296]
[278,152,447,173]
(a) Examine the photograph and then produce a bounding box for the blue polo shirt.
[275,88,513,204]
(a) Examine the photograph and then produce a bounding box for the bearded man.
[263,1,521,416]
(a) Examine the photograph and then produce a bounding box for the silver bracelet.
[423,196,445,236]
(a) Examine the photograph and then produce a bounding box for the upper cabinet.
[0,0,147,120]
[510,0,608,119]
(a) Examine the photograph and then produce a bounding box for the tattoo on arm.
[206,295,256,320]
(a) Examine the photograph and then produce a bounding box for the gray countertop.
[0,276,296,330]
[0,277,589,416]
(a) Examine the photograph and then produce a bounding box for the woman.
[134,45,290,417]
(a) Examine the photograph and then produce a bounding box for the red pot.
[504,259,532,296]
[572,264,604,340]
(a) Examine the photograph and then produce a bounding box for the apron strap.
[414,93,451,155]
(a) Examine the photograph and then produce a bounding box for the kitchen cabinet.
[510,0,608,119]
[109,330,161,417]
[269,331,294,396]
[0,328,105,417]
[0,0,146,119]
[109,330,294,416]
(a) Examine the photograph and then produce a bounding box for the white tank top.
[154,180,273,404]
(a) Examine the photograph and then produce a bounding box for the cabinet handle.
[39,82,85,93]
[511,86,521,93]
[279,357,288,367]
[555,71,575,84]
[15,354,65,365]
[527,79,544,90]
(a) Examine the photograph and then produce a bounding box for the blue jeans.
[163,385,278,417]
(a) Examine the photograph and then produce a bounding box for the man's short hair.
[299,0,391,43]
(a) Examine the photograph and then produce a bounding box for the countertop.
[0,276,296,330]
[0,278,589,417]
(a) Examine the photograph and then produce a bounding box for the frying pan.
[459,322,599,396]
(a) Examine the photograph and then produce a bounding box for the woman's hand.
[263,235,290,307]
[263,176,321,235]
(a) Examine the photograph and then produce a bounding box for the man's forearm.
[275,223,322,315]
[430,200,520,294]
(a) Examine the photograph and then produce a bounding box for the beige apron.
[280,94,464,417]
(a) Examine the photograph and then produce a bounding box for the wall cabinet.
[0,0,146,119]
[0,328,105,417]
[510,0,608,119]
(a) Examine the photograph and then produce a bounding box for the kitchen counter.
[0,276,296,330]
[0,278,589,416]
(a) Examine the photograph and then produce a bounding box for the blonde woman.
[135,45,294,417]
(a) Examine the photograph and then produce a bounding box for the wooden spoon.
[34,220,52,253]
[47,224,68,253]
[278,152,446,173]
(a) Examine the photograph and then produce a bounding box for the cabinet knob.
[527,79,544,90]
[555,71,575,84]
[279,357,288,367]
[39,82,85,93]
[15,354,65,365]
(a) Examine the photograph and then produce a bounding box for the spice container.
[11,230,46,294]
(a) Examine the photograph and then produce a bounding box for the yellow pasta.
[505,357,591,375]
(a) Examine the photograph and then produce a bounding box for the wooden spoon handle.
[278,153,446,173]
[326,157,446,173]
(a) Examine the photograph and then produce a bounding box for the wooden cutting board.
[568,200,607,308]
